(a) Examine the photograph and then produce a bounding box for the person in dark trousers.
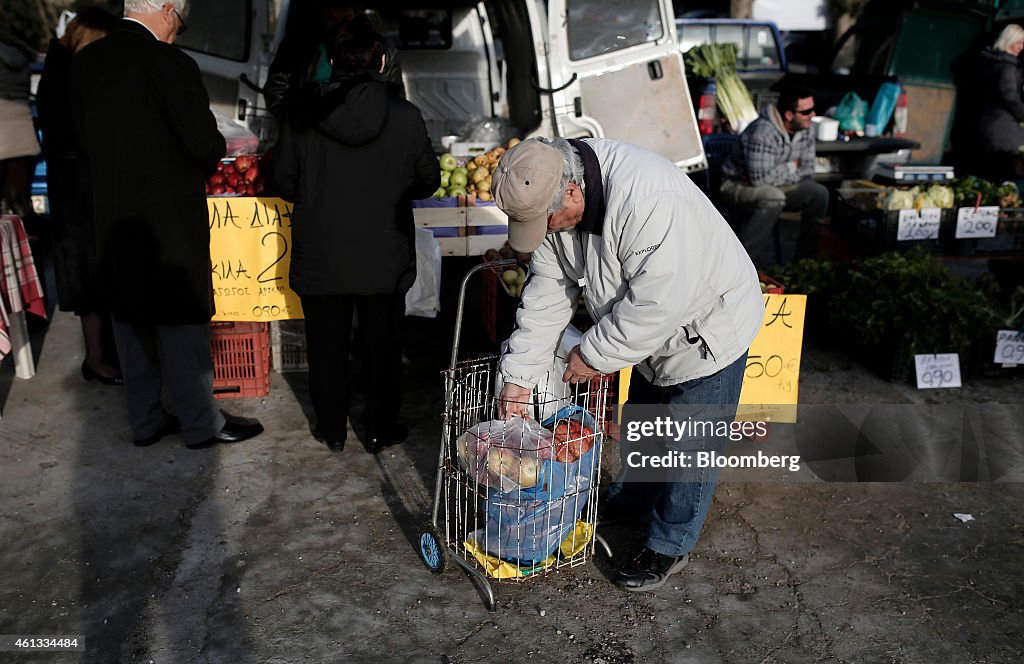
[37,8,124,385]
[720,85,826,267]
[270,24,437,453]
[72,0,263,449]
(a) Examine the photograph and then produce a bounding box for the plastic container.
[269,319,307,373]
[812,116,839,141]
[211,322,270,399]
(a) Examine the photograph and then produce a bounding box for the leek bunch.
[683,43,758,131]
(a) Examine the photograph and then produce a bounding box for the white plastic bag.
[213,110,260,156]
[455,416,555,492]
[405,228,442,318]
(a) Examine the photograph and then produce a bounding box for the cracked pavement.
[1,279,1022,663]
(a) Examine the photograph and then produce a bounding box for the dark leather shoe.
[82,361,124,386]
[615,548,689,592]
[187,412,263,449]
[133,415,181,447]
[364,422,408,454]
[312,425,345,453]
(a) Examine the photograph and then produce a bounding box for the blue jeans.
[606,351,748,557]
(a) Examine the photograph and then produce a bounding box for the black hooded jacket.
[270,73,438,296]
[977,47,1024,154]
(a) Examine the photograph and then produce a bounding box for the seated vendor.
[720,85,827,266]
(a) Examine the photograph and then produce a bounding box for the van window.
[375,9,453,49]
[176,0,252,62]
[567,0,664,61]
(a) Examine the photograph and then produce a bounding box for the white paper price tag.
[897,208,941,241]
[955,206,999,239]
[993,330,1024,366]
[914,353,962,389]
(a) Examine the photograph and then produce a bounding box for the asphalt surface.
[1,290,1022,663]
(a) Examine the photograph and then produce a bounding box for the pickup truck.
[675,17,788,126]
[677,17,919,186]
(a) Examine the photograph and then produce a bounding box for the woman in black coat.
[271,25,438,453]
[36,8,123,384]
[977,24,1024,179]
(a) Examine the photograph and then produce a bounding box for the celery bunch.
[683,43,758,131]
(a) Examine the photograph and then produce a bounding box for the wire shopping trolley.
[418,261,613,611]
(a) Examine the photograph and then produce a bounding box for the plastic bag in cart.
[455,416,554,492]
[474,407,602,564]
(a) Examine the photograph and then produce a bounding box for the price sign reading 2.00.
[955,206,999,239]
[207,197,304,322]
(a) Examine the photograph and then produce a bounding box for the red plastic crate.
[757,271,785,294]
[211,322,270,399]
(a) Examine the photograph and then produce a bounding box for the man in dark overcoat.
[72,0,263,449]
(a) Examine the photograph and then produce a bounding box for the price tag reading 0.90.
[994,330,1024,365]
[913,353,963,389]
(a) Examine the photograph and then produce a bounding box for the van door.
[543,0,705,170]
[177,0,278,142]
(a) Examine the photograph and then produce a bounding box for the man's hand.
[499,382,532,420]
[562,345,600,384]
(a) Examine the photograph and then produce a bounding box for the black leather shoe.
[82,361,124,386]
[187,412,263,449]
[312,426,345,453]
[133,415,181,447]
[615,548,689,592]
[364,422,408,454]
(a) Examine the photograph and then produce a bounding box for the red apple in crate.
[210,184,225,196]
[234,155,254,173]
[226,173,240,188]
[243,167,259,184]
[224,186,236,195]
[209,173,225,186]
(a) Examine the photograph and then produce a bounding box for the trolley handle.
[449,259,527,370]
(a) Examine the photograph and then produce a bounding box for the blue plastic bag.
[834,92,868,133]
[865,83,901,137]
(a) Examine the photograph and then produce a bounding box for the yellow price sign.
[737,293,806,423]
[208,197,304,321]
[616,294,807,424]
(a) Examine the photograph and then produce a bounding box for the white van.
[178,0,705,170]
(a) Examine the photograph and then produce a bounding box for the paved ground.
[1,290,1022,663]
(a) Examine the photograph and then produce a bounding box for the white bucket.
[812,116,839,141]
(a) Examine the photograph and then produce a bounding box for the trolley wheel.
[418,524,447,575]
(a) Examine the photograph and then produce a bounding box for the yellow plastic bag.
[464,520,594,579]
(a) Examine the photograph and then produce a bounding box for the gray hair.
[537,137,585,215]
[994,23,1024,53]
[125,0,187,15]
